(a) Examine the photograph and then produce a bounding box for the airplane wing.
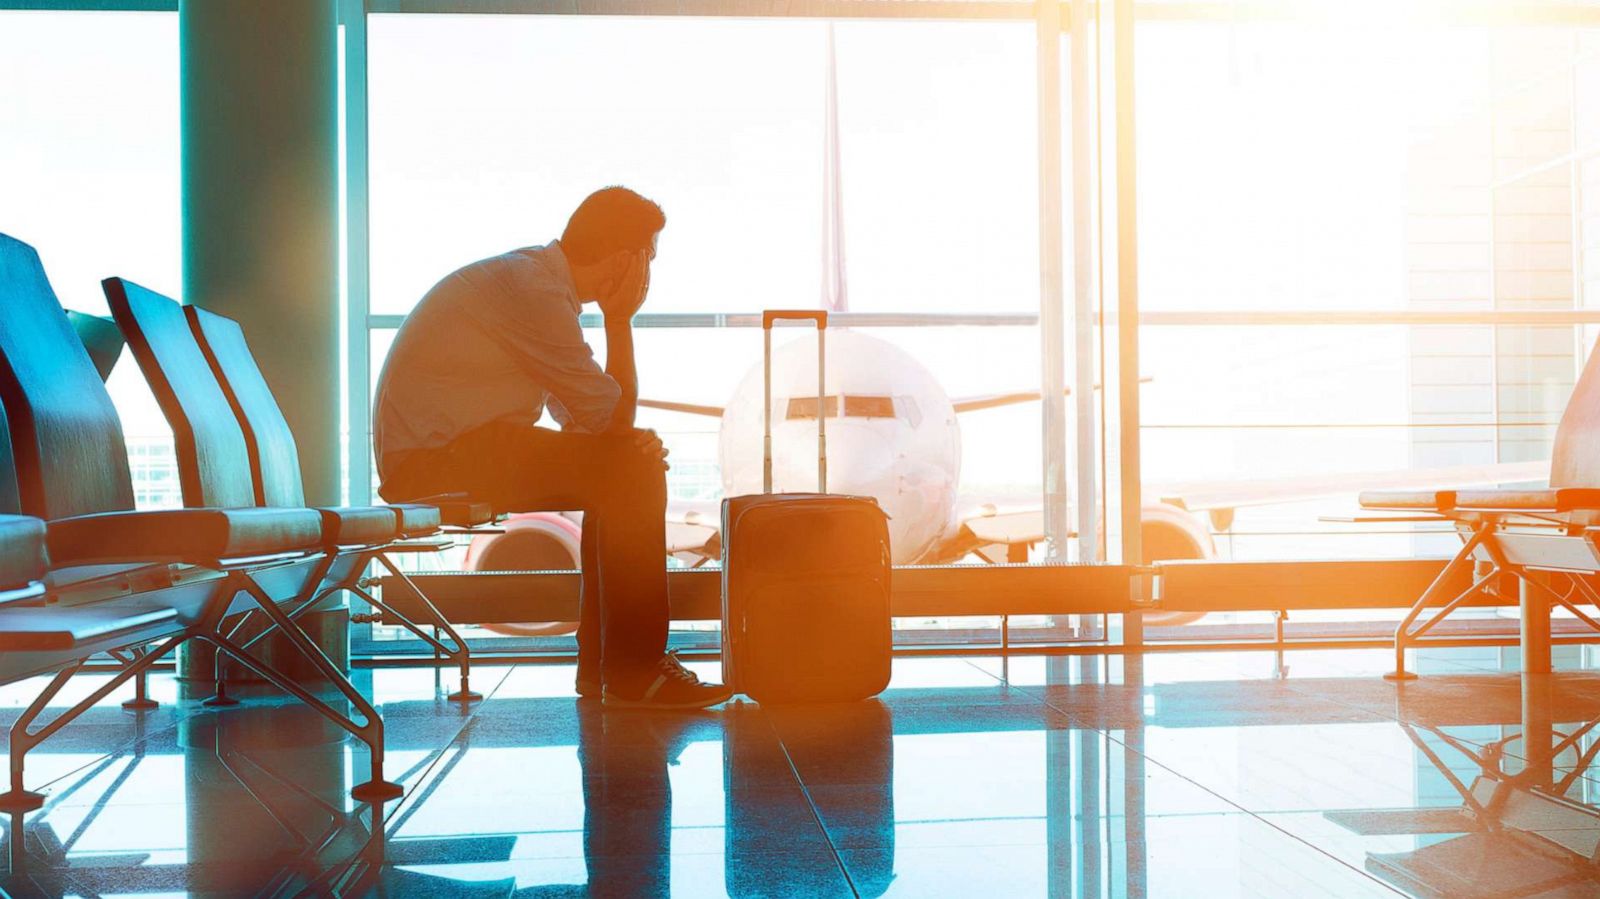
[666,499,720,557]
[918,501,1057,564]
[934,459,1547,560]
[1153,460,1548,512]
[950,378,1150,414]
[952,392,1060,414]
[640,399,724,418]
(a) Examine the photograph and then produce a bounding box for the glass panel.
[360,13,1072,654]
[0,11,182,509]
[1136,13,1600,639]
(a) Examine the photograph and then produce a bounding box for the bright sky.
[1,9,1589,559]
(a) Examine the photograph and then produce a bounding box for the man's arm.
[597,251,652,434]
[602,314,638,433]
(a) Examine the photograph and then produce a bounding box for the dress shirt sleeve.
[469,256,621,434]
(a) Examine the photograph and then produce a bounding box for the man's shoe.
[603,653,733,710]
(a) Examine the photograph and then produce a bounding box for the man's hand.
[597,251,650,321]
[633,427,670,470]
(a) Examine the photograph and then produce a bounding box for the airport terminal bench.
[104,275,482,702]
[0,233,406,806]
[1361,334,1600,679]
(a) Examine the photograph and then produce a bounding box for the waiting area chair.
[103,275,482,702]
[1361,334,1600,679]
[0,232,401,804]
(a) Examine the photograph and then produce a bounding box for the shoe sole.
[602,687,735,711]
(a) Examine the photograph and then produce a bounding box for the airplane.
[460,25,1549,636]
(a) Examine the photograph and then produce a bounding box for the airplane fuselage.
[717,330,962,563]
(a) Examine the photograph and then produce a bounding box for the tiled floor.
[4,645,1600,896]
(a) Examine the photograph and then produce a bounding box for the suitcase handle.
[763,310,829,494]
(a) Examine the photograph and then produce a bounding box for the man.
[374,187,731,711]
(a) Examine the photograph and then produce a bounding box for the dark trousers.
[383,421,669,683]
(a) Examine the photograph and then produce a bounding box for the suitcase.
[720,309,892,704]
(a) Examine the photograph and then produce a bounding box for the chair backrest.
[185,305,306,507]
[0,234,136,520]
[0,401,24,517]
[103,277,260,510]
[67,311,125,382]
[1552,338,1600,488]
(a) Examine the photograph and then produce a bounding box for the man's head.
[562,187,665,308]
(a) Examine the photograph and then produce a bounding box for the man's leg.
[576,515,601,694]
[406,422,726,707]
[591,452,671,685]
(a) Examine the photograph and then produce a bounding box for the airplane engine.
[1140,501,1215,627]
[464,512,582,638]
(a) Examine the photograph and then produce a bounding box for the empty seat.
[47,506,321,567]
[106,277,416,552]
[0,514,47,593]
[173,298,479,702]
[317,505,403,546]
[388,502,444,536]
[0,232,410,806]
[185,303,491,530]
[0,238,323,562]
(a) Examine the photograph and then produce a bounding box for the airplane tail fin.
[822,23,848,315]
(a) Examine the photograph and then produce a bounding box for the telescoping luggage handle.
[762,310,829,494]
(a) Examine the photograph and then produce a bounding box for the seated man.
[374,187,731,710]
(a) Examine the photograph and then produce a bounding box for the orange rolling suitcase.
[720,310,892,704]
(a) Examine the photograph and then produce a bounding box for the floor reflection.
[7,650,1600,894]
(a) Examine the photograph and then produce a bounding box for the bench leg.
[0,667,76,813]
[1521,576,1552,676]
[108,646,160,711]
[223,573,403,803]
[0,633,187,813]
[369,552,479,703]
[122,670,158,711]
[1387,524,1491,681]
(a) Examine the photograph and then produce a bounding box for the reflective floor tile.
[373,846,853,898]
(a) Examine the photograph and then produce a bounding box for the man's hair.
[560,186,666,266]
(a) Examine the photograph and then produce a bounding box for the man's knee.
[599,448,667,508]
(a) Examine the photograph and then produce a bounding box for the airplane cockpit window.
[786,395,900,421]
[897,396,922,427]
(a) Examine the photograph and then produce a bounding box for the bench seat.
[387,503,443,537]
[0,514,46,591]
[317,505,401,546]
[47,507,322,566]
[1451,488,1600,513]
[0,602,179,651]
[1358,490,1456,512]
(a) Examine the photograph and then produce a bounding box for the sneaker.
[603,653,733,710]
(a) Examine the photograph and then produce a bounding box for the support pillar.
[180,1,348,677]
[181,0,342,507]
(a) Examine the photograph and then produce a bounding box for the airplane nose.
[774,423,894,493]
[820,426,896,490]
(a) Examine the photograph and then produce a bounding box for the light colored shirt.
[373,241,620,471]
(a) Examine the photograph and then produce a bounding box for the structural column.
[180,0,342,507]
[179,1,347,683]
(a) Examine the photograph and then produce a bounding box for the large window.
[0,10,183,510]
[358,11,1083,652]
[365,14,1057,539]
[1138,18,1600,563]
